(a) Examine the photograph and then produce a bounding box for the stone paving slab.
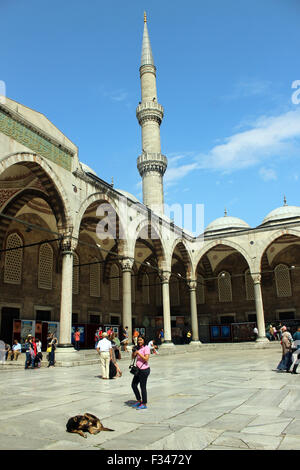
[1,346,300,450]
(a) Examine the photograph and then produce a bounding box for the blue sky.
[1,0,300,231]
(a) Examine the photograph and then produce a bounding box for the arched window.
[73,252,79,295]
[196,274,205,304]
[38,243,53,289]
[218,271,232,302]
[245,269,254,300]
[170,276,180,306]
[156,276,162,306]
[275,264,292,297]
[4,233,23,284]
[90,258,101,297]
[110,264,120,300]
[142,273,150,304]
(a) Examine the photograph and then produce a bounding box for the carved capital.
[187,280,197,291]
[120,257,134,272]
[159,270,171,283]
[59,227,76,253]
[251,273,261,284]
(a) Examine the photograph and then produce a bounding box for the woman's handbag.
[129,358,139,376]
[46,345,52,353]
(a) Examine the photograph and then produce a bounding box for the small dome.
[262,204,300,226]
[115,189,140,204]
[205,215,250,234]
[80,162,97,176]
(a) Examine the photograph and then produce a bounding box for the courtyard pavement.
[0,345,300,450]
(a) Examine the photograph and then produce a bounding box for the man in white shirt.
[96,332,113,379]
[8,340,22,361]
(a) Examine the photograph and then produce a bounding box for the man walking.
[96,332,113,380]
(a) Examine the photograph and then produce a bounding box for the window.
[218,271,232,302]
[73,252,79,295]
[245,269,254,300]
[36,310,51,321]
[38,243,53,290]
[90,314,101,324]
[196,274,205,304]
[110,264,120,300]
[90,258,100,297]
[4,233,23,284]
[275,264,292,297]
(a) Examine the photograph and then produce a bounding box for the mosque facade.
[1,16,300,352]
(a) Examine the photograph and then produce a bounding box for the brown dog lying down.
[66,413,114,438]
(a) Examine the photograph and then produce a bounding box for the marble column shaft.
[59,249,73,347]
[121,259,133,345]
[188,281,200,342]
[161,272,173,343]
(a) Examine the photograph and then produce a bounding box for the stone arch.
[131,219,166,269]
[75,192,128,256]
[169,238,193,278]
[0,152,71,226]
[194,238,254,273]
[257,228,300,273]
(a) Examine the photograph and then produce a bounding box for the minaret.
[136,12,167,214]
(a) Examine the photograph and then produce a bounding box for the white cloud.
[197,108,300,172]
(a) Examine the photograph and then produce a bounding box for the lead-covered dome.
[261,203,300,226]
[205,213,250,234]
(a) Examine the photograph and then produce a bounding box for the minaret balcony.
[136,101,164,125]
[137,152,168,176]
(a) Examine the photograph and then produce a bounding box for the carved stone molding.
[251,273,262,284]
[120,257,134,272]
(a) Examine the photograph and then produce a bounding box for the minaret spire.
[136,13,167,214]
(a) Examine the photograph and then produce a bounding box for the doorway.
[1,307,20,344]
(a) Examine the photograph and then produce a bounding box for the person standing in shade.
[74,328,81,351]
[97,332,113,380]
[121,326,129,352]
[47,333,57,368]
[276,326,293,372]
[159,328,164,344]
[131,336,151,410]
[291,326,300,374]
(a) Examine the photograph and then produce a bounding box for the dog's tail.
[102,426,114,432]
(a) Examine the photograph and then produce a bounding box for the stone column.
[160,271,174,346]
[120,258,134,345]
[58,244,74,348]
[252,274,268,343]
[188,280,201,344]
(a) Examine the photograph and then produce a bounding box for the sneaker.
[131,401,141,408]
[136,404,147,410]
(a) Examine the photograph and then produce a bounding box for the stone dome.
[205,215,250,234]
[80,162,97,176]
[261,204,300,226]
[115,189,140,204]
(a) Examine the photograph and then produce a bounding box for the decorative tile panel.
[0,109,73,171]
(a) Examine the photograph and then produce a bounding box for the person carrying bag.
[130,336,150,410]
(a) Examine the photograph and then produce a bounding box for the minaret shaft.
[136,15,167,215]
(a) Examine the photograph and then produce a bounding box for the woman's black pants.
[131,368,150,404]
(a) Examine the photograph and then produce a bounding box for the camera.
[132,345,139,352]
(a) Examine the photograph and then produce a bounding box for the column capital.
[251,273,261,284]
[58,226,76,253]
[159,270,171,283]
[120,257,134,272]
[187,279,197,291]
